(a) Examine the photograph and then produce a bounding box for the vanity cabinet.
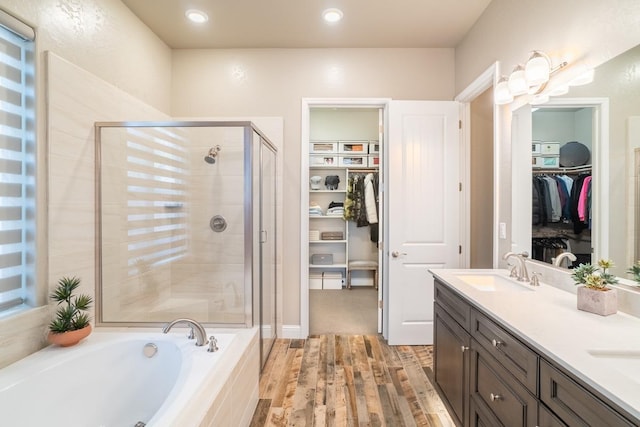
[434,278,638,427]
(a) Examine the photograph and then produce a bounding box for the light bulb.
[494,77,513,105]
[525,52,550,86]
[323,8,343,23]
[185,9,208,24]
[508,65,528,96]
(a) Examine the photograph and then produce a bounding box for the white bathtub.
[0,327,259,427]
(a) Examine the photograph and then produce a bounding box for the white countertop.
[431,268,640,421]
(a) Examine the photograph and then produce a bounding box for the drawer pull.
[489,393,503,402]
[461,345,469,353]
[491,339,503,348]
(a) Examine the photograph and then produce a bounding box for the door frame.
[455,62,500,267]
[300,98,390,339]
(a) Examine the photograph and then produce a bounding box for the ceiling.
[121,0,493,49]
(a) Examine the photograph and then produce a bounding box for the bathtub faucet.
[162,318,209,346]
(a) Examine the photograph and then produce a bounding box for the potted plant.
[48,276,93,347]
[628,261,640,285]
[572,259,618,316]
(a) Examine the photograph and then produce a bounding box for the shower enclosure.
[95,121,277,363]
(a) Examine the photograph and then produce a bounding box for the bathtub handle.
[207,336,219,353]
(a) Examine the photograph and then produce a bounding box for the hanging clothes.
[344,172,379,242]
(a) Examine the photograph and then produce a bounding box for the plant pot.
[47,324,92,347]
[577,286,617,316]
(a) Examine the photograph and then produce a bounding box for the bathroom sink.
[587,349,640,380]
[454,273,534,292]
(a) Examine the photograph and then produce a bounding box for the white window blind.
[0,15,35,312]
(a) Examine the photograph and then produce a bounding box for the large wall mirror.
[511,43,640,279]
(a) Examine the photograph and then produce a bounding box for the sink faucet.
[162,318,209,346]
[552,251,577,268]
[502,251,530,282]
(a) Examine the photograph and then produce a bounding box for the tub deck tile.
[250,335,453,427]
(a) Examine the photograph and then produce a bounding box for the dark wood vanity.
[434,278,639,427]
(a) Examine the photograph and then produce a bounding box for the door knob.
[391,251,407,258]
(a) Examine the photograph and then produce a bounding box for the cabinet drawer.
[540,360,635,427]
[538,403,566,427]
[470,341,537,427]
[310,141,338,153]
[471,309,538,394]
[435,280,471,331]
[338,141,368,153]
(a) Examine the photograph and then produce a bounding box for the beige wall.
[171,48,456,327]
[456,0,640,267]
[1,0,172,112]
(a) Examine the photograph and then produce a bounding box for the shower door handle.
[261,230,268,243]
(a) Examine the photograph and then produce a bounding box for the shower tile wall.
[47,52,170,320]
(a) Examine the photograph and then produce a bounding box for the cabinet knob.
[491,339,503,348]
[460,345,469,353]
[489,393,503,402]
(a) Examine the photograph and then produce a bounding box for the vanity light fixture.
[323,8,343,23]
[185,9,209,24]
[495,50,579,105]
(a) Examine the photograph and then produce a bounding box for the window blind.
[126,127,188,276]
[0,17,35,311]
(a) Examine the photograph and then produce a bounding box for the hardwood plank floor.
[250,335,454,427]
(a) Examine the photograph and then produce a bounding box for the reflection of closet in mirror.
[531,107,594,266]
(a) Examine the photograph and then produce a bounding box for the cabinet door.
[470,340,537,427]
[435,304,471,427]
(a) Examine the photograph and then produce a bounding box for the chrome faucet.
[502,251,530,282]
[162,318,209,346]
[552,251,577,268]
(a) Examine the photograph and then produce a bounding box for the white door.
[386,100,461,345]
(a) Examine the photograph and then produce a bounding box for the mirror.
[513,43,640,280]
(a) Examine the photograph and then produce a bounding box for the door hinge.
[459,182,462,192]
[459,245,462,254]
[458,120,462,129]
[378,300,383,309]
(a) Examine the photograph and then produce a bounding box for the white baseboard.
[281,325,302,339]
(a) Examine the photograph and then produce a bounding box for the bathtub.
[0,327,259,427]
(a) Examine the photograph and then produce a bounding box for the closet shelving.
[308,140,379,289]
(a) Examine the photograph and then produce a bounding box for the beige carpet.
[309,287,378,335]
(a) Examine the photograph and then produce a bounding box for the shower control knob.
[210,215,227,232]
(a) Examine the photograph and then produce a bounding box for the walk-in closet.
[531,107,594,267]
[307,107,382,334]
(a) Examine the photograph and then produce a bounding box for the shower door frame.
[94,120,277,328]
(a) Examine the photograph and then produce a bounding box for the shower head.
[204,145,221,164]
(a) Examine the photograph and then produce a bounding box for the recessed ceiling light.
[185,9,209,24]
[322,8,343,23]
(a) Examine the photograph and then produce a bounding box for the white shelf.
[309,215,344,219]
[310,263,347,268]
[309,190,346,193]
[310,240,347,244]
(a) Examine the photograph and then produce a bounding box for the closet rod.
[532,165,592,175]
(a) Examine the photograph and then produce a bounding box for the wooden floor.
[250,335,454,427]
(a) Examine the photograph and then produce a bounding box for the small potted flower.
[572,259,618,316]
[628,261,640,285]
[48,276,93,347]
